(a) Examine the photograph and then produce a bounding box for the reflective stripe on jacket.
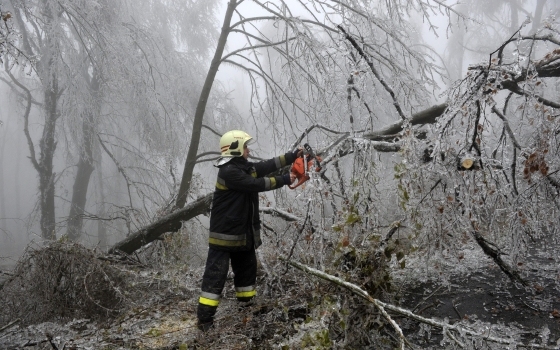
[209,153,296,251]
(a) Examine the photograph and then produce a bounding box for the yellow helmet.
[219,130,253,158]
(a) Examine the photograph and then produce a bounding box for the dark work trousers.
[197,247,257,323]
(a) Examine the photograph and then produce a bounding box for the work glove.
[282,173,292,185]
[291,147,303,159]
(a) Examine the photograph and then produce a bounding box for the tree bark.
[175,0,239,208]
[38,83,58,240]
[67,73,100,241]
[109,193,212,255]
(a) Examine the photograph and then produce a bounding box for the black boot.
[197,319,214,332]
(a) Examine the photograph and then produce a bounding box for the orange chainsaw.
[289,143,322,189]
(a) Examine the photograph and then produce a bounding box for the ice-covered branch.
[260,207,302,222]
[490,105,522,149]
[500,80,560,109]
[363,103,448,141]
[280,256,407,349]
[338,25,407,121]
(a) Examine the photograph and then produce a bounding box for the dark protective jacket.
[209,153,296,251]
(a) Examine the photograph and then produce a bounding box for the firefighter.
[197,130,301,331]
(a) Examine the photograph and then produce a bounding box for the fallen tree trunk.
[363,103,448,141]
[108,193,213,255]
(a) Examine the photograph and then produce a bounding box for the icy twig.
[490,105,522,149]
[260,207,302,222]
[0,318,20,333]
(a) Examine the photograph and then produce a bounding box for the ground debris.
[1,240,559,349]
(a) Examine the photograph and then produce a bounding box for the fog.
[2,1,560,347]
[0,0,558,267]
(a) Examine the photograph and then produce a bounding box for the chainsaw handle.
[288,174,309,189]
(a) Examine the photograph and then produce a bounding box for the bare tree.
[2,0,219,243]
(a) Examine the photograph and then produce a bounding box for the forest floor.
[0,239,559,349]
[398,239,560,348]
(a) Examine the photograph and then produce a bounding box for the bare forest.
[0,0,559,349]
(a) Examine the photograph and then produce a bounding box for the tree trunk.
[12,0,61,241]
[39,84,58,240]
[0,124,7,232]
[67,73,100,241]
[175,0,239,208]
[96,147,108,251]
[109,193,212,255]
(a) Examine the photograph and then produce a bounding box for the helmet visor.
[243,137,255,148]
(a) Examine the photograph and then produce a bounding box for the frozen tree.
[109,2,560,345]
[175,0,448,207]
[1,0,219,241]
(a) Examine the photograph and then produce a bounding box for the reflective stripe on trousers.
[199,291,221,307]
[197,247,257,322]
[235,285,256,299]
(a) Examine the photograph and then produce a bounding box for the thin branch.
[291,124,350,150]
[5,63,39,171]
[0,318,20,333]
[202,124,222,137]
[490,105,522,149]
[260,207,302,222]
[338,25,407,120]
[220,36,297,63]
[229,16,278,30]
[97,134,134,218]
[222,58,309,117]
[0,77,42,106]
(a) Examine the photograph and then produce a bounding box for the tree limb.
[0,318,20,333]
[363,104,448,141]
[5,63,40,172]
[108,193,213,255]
[490,105,522,149]
[471,230,528,286]
[501,80,560,109]
[260,207,302,222]
[97,134,134,215]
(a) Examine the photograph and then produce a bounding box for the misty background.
[0,0,558,267]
